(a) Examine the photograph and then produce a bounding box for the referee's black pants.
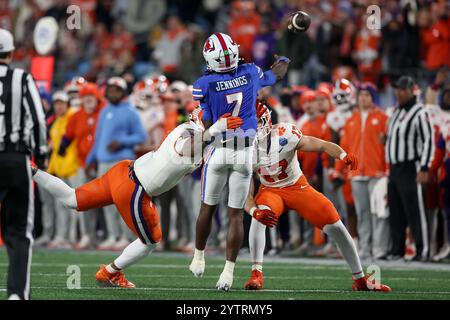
[0,153,34,300]
[388,161,429,259]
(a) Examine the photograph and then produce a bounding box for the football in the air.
[288,11,311,33]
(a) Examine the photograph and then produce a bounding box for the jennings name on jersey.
[254,123,304,188]
[192,63,276,133]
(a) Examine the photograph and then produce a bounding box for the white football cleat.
[216,271,233,292]
[189,257,205,277]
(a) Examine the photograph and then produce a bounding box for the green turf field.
[1,248,450,300]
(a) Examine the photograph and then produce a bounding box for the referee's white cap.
[0,28,15,53]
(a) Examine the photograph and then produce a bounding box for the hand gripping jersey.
[254,123,304,188]
[192,63,276,134]
[134,122,202,196]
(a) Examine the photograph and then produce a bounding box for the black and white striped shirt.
[0,63,47,157]
[386,98,434,170]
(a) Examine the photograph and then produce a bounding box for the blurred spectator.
[338,82,390,260]
[228,0,260,62]
[179,23,206,83]
[45,91,78,249]
[153,15,188,79]
[123,0,167,61]
[131,75,167,156]
[276,14,313,85]
[420,1,450,74]
[86,77,147,250]
[58,82,106,249]
[252,17,276,69]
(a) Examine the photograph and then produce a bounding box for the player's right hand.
[220,113,243,129]
[343,153,358,171]
[251,207,279,228]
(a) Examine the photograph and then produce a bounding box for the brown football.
[288,11,311,33]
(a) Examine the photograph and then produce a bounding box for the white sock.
[323,220,364,279]
[114,239,156,270]
[224,260,235,275]
[194,248,204,261]
[249,218,266,265]
[105,264,118,274]
[34,170,77,209]
[252,264,263,272]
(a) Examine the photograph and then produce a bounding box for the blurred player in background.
[188,32,289,291]
[244,102,391,292]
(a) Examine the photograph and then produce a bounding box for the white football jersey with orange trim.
[134,122,202,196]
[254,123,304,188]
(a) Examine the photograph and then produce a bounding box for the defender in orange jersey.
[244,103,391,292]
[32,109,243,288]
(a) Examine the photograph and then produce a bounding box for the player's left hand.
[251,207,279,228]
[107,140,122,152]
[343,153,358,171]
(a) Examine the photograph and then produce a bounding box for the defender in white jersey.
[243,103,391,292]
[31,109,243,288]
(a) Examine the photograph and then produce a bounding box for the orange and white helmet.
[64,76,86,94]
[332,78,356,111]
[256,100,272,140]
[64,76,86,107]
[203,33,239,73]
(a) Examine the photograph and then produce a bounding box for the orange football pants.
[75,160,161,244]
[255,175,340,229]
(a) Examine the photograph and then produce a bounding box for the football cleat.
[352,275,391,292]
[245,270,263,290]
[189,257,205,278]
[216,270,233,292]
[95,265,136,288]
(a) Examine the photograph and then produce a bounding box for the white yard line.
[1,286,450,296]
[29,273,450,282]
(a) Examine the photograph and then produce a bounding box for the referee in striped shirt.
[386,76,434,262]
[0,29,47,300]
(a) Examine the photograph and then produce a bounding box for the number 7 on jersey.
[226,92,243,116]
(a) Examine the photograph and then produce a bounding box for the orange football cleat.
[352,275,391,292]
[95,265,136,288]
[245,270,264,290]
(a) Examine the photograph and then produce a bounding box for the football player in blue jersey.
[189,32,290,291]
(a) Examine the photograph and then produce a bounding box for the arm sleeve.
[254,64,277,87]
[23,73,47,157]
[116,109,148,146]
[418,110,435,171]
[193,78,211,121]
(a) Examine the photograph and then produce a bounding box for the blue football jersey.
[192,63,276,136]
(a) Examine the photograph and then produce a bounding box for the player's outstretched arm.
[297,135,358,170]
[175,114,243,157]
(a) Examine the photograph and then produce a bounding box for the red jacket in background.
[421,18,450,70]
[336,107,388,179]
[65,102,105,167]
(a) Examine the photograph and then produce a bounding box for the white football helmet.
[203,32,239,73]
[332,78,356,112]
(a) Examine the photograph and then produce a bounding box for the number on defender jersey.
[260,159,289,183]
[226,92,243,116]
